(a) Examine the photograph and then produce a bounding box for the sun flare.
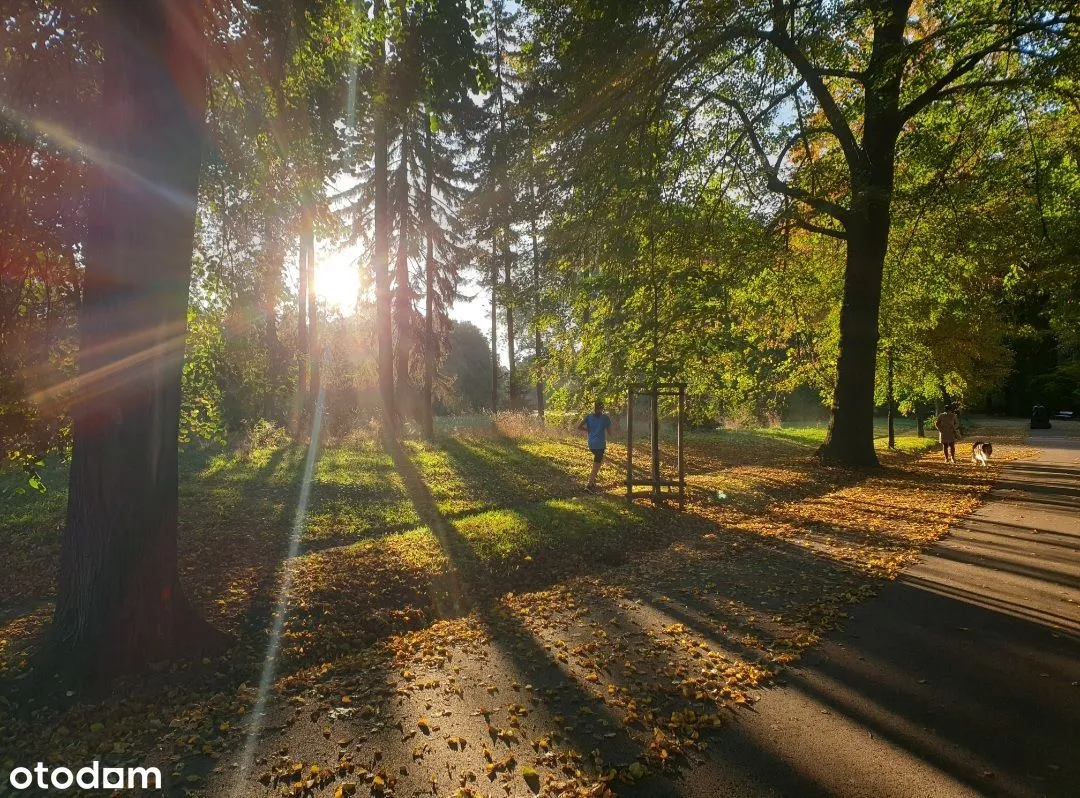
[313,246,363,315]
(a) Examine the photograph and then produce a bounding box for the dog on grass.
[971,441,993,467]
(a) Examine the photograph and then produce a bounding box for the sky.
[313,239,497,357]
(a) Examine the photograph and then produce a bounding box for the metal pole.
[626,386,633,501]
[678,385,685,510]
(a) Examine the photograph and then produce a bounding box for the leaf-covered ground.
[0,417,1034,796]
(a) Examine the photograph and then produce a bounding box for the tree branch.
[900,16,1073,121]
[815,67,864,81]
[793,218,849,240]
[756,27,865,171]
[708,92,850,225]
[767,174,850,224]
[934,77,1026,100]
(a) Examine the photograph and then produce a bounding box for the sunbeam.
[232,384,327,795]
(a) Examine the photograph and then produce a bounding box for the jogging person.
[578,399,612,492]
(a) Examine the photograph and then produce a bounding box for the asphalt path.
[664,431,1080,798]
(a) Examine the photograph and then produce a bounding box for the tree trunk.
[817,4,905,468]
[490,234,498,415]
[816,1,907,468]
[302,203,317,419]
[492,11,509,417]
[531,207,543,420]
[53,0,227,679]
[422,122,436,440]
[295,233,308,431]
[504,248,516,410]
[261,216,284,422]
[372,0,395,429]
[394,124,413,417]
[817,199,888,467]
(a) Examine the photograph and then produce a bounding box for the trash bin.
[1030,404,1052,429]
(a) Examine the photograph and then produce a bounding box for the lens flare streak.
[232,385,326,794]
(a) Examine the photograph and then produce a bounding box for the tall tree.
[297,221,309,420]
[529,0,1077,464]
[475,0,522,410]
[54,0,227,675]
[393,118,415,412]
[342,0,479,429]
[303,202,318,412]
[373,0,396,428]
[509,34,553,419]
[418,107,472,437]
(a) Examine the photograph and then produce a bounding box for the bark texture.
[54,0,227,678]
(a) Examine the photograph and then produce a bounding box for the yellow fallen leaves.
[7,431,1030,798]
[522,765,542,792]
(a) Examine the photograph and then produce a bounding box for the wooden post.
[887,346,895,449]
[651,384,660,503]
[678,384,685,510]
[626,386,633,501]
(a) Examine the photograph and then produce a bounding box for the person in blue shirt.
[578,399,612,492]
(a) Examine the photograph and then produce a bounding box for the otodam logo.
[6,762,162,791]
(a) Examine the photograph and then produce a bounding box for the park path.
[655,430,1080,798]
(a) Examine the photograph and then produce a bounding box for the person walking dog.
[935,404,961,463]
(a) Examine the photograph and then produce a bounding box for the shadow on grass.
[383,436,642,765]
[437,436,585,506]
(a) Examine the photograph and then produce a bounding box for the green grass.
[449,496,652,566]
[0,417,973,616]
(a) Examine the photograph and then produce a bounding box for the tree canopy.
[1,0,1078,477]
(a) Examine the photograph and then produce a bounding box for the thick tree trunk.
[818,3,904,468]
[372,0,395,428]
[394,126,413,417]
[303,204,317,416]
[53,0,227,679]
[818,200,889,467]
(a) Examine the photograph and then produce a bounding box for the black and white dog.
[971,441,993,467]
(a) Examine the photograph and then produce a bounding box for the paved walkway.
[673,431,1080,797]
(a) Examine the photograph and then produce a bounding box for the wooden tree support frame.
[626,382,686,510]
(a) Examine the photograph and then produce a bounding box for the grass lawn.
[0,415,1030,795]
